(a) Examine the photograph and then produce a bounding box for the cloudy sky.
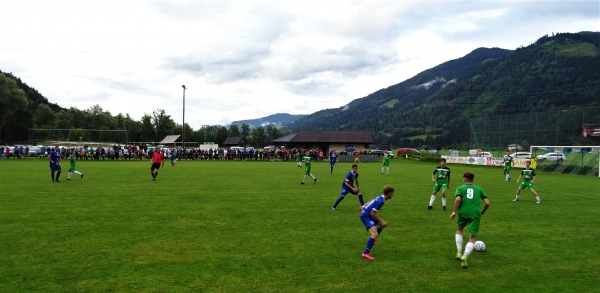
[1,0,598,128]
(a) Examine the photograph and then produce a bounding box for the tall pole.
[182,85,187,149]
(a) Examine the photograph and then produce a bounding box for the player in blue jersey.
[48,146,62,183]
[360,185,395,260]
[329,150,338,174]
[169,148,177,166]
[331,164,364,210]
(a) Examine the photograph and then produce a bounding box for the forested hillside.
[285,32,600,148]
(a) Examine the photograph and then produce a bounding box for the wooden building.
[272,130,373,153]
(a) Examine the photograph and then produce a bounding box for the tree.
[265,125,282,143]
[215,126,229,145]
[241,123,251,139]
[0,73,29,139]
[69,128,85,141]
[123,114,143,143]
[151,109,176,141]
[141,114,154,142]
[250,126,267,147]
[34,104,56,128]
[229,124,240,137]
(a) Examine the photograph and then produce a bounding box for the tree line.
[0,71,288,146]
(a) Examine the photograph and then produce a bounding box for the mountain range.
[231,113,305,129]
[280,31,600,148]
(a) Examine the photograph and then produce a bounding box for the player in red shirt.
[150,150,165,181]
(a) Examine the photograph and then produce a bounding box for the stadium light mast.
[182,85,187,149]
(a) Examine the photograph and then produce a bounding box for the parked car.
[536,152,566,162]
[369,150,384,157]
[28,146,43,157]
[469,149,482,157]
[449,150,460,156]
[482,152,493,158]
[385,150,395,159]
[509,152,532,159]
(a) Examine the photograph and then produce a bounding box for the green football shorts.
[519,181,534,190]
[457,216,481,237]
[433,182,448,192]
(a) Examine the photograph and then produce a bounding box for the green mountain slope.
[285,32,600,148]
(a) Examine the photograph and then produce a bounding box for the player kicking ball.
[450,171,490,268]
[360,186,394,260]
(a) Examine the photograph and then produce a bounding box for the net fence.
[29,129,128,144]
[529,146,599,177]
[469,106,600,150]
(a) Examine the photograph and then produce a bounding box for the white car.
[536,152,566,162]
[385,150,395,159]
[509,152,532,159]
[482,152,493,158]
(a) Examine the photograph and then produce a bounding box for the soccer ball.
[474,240,486,252]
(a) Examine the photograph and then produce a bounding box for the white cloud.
[0,0,597,128]
[412,77,449,90]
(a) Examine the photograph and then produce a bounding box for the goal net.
[29,129,128,144]
[530,146,600,177]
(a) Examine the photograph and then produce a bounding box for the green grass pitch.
[1,158,599,292]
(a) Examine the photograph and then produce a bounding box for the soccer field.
[1,159,599,292]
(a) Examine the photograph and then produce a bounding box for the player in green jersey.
[295,150,302,167]
[450,171,490,269]
[514,160,541,203]
[429,158,450,211]
[381,150,390,174]
[301,151,317,184]
[502,150,514,182]
[67,150,84,180]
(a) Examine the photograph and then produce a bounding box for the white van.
[469,149,482,157]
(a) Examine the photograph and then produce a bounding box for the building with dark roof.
[223,136,247,148]
[272,130,373,153]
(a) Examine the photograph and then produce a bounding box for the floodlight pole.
[182,85,187,149]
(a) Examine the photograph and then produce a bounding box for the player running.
[450,171,490,269]
[381,150,390,174]
[514,160,541,203]
[329,150,338,174]
[300,151,317,184]
[360,185,395,260]
[502,151,514,182]
[150,149,165,181]
[67,149,84,180]
[169,148,177,166]
[332,164,364,210]
[428,158,450,211]
[295,150,303,167]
